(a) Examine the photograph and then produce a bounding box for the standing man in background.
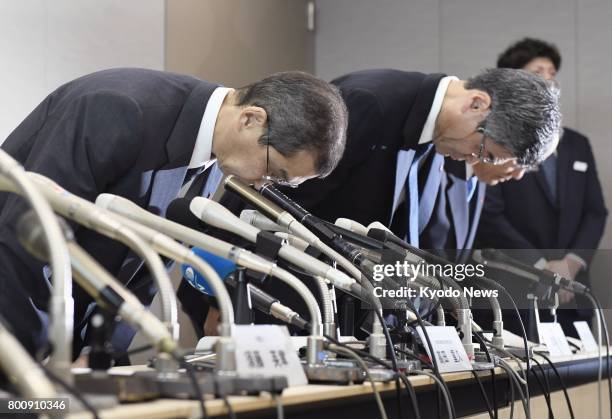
[477,38,608,335]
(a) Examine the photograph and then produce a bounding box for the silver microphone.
[192,197,359,294]
[0,319,58,404]
[16,210,178,357]
[0,172,180,341]
[0,150,73,383]
[240,210,287,232]
[96,193,326,367]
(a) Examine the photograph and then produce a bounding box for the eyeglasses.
[262,138,300,188]
[473,127,508,165]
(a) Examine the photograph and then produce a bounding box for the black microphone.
[255,183,370,271]
[479,248,588,294]
[167,197,209,231]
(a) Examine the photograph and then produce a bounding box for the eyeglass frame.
[262,136,300,188]
[474,126,511,166]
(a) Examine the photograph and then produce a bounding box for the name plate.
[574,321,599,353]
[539,322,573,357]
[417,326,473,373]
[234,324,308,386]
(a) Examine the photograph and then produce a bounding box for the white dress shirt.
[180,87,231,198]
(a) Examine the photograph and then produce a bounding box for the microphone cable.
[323,333,421,419]
[411,369,454,419]
[470,370,494,419]
[178,354,209,419]
[475,276,532,383]
[529,357,554,419]
[41,365,100,419]
[585,290,611,416]
[273,393,284,419]
[496,358,530,419]
[534,352,575,419]
[473,332,498,419]
[327,343,389,419]
[222,396,237,419]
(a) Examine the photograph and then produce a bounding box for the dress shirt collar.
[417,76,459,145]
[188,87,231,169]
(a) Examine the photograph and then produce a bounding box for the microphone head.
[471,249,485,264]
[191,197,259,241]
[94,193,119,211]
[335,218,368,236]
[240,210,286,232]
[16,210,73,261]
[189,196,225,219]
[182,247,236,296]
[367,221,392,233]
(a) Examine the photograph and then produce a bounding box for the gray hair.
[466,68,561,166]
[235,71,348,177]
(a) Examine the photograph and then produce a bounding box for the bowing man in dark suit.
[287,68,561,248]
[0,68,348,357]
[477,38,608,335]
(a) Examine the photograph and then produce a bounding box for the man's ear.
[462,90,491,115]
[239,106,268,129]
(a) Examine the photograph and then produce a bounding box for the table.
[67,352,611,419]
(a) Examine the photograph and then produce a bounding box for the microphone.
[335,218,368,236]
[0,317,57,400]
[16,211,178,357]
[189,197,359,294]
[224,176,364,281]
[96,193,325,366]
[182,248,310,331]
[363,221,506,349]
[0,172,181,341]
[182,247,236,295]
[256,182,365,264]
[240,210,287,232]
[476,248,588,294]
[0,150,73,383]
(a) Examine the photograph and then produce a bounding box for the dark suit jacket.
[0,68,219,355]
[286,69,446,238]
[476,128,607,267]
[420,158,486,262]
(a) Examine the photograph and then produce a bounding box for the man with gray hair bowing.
[280,67,560,334]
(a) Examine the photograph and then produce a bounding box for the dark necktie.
[406,144,434,246]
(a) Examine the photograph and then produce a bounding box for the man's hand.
[545,258,583,304]
[204,307,220,336]
[557,289,574,305]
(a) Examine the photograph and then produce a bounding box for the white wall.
[0,0,165,142]
[315,0,612,306]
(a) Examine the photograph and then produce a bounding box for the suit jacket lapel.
[147,81,219,217]
[122,81,219,284]
[402,73,446,149]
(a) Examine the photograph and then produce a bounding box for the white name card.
[234,324,308,387]
[574,321,599,353]
[539,322,573,357]
[417,326,473,373]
